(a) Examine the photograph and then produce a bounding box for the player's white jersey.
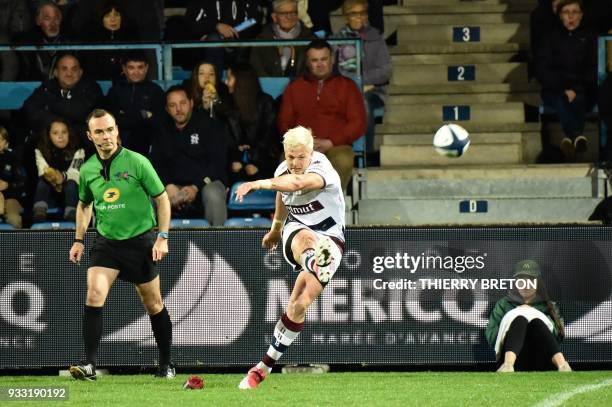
[275,151,345,242]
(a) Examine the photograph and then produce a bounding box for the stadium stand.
[170,218,211,228]
[223,216,273,227]
[30,221,76,230]
[332,0,608,225]
[227,181,276,212]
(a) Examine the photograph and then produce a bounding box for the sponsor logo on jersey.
[114,171,130,181]
[286,200,324,215]
[103,187,121,203]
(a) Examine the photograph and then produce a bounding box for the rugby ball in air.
[433,124,470,157]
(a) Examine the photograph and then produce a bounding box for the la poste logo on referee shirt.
[103,187,121,203]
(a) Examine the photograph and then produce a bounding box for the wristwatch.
[157,231,169,239]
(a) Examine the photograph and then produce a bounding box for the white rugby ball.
[433,124,470,157]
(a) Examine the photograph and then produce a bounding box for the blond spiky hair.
[283,126,314,151]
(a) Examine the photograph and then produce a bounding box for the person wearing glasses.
[536,0,596,159]
[250,0,314,78]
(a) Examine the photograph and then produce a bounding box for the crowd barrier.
[1,226,611,369]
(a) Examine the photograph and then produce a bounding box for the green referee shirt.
[79,147,165,240]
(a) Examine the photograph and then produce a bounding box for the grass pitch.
[1,371,611,406]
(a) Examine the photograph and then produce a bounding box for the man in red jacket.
[277,39,366,191]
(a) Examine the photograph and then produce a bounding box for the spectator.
[536,0,596,159]
[151,86,228,226]
[84,1,138,80]
[249,0,314,78]
[186,60,230,119]
[30,1,78,25]
[70,0,163,41]
[530,0,561,76]
[184,0,262,70]
[22,53,104,151]
[16,1,69,81]
[185,0,262,40]
[32,118,84,222]
[224,62,280,184]
[0,0,31,39]
[277,39,366,191]
[307,0,384,37]
[105,51,164,157]
[0,126,25,228]
[68,0,163,78]
[0,0,32,81]
[485,260,572,372]
[335,0,391,163]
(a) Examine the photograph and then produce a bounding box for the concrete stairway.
[348,0,606,225]
[375,0,537,166]
[357,164,605,225]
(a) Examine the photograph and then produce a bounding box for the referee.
[68,109,174,380]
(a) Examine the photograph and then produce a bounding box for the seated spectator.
[32,118,84,222]
[529,0,561,76]
[22,53,104,151]
[69,0,163,40]
[485,260,572,373]
[277,39,366,191]
[16,1,69,81]
[249,0,314,78]
[184,0,262,70]
[105,51,164,157]
[187,60,230,119]
[536,0,596,159]
[308,0,384,36]
[67,0,162,77]
[335,0,391,164]
[151,86,228,226]
[0,0,32,81]
[185,0,262,40]
[84,2,139,80]
[224,62,280,184]
[0,126,25,228]
[1,0,31,39]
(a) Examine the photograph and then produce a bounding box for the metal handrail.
[0,38,362,81]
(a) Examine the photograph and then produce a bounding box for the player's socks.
[300,248,316,273]
[83,305,103,366]
[261,313,304,373]
[149,306,172,367]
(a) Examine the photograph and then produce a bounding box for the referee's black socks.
[83,305,103,367]
[149,306,172,366]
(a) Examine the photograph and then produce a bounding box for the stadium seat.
[224,217,272,227]
[30,221,76,230]
[259,77,291,99]
[353,136,366,168]
[172,67,191,80]
[373,106,385,120]
[170,218,210,228]
[0,222,14,230]
[228,182,276,211]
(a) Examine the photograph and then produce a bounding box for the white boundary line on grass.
[533,378,612,407]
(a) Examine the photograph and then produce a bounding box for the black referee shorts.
[90,230,158,284]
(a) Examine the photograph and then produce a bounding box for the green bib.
[79,148,164,240]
